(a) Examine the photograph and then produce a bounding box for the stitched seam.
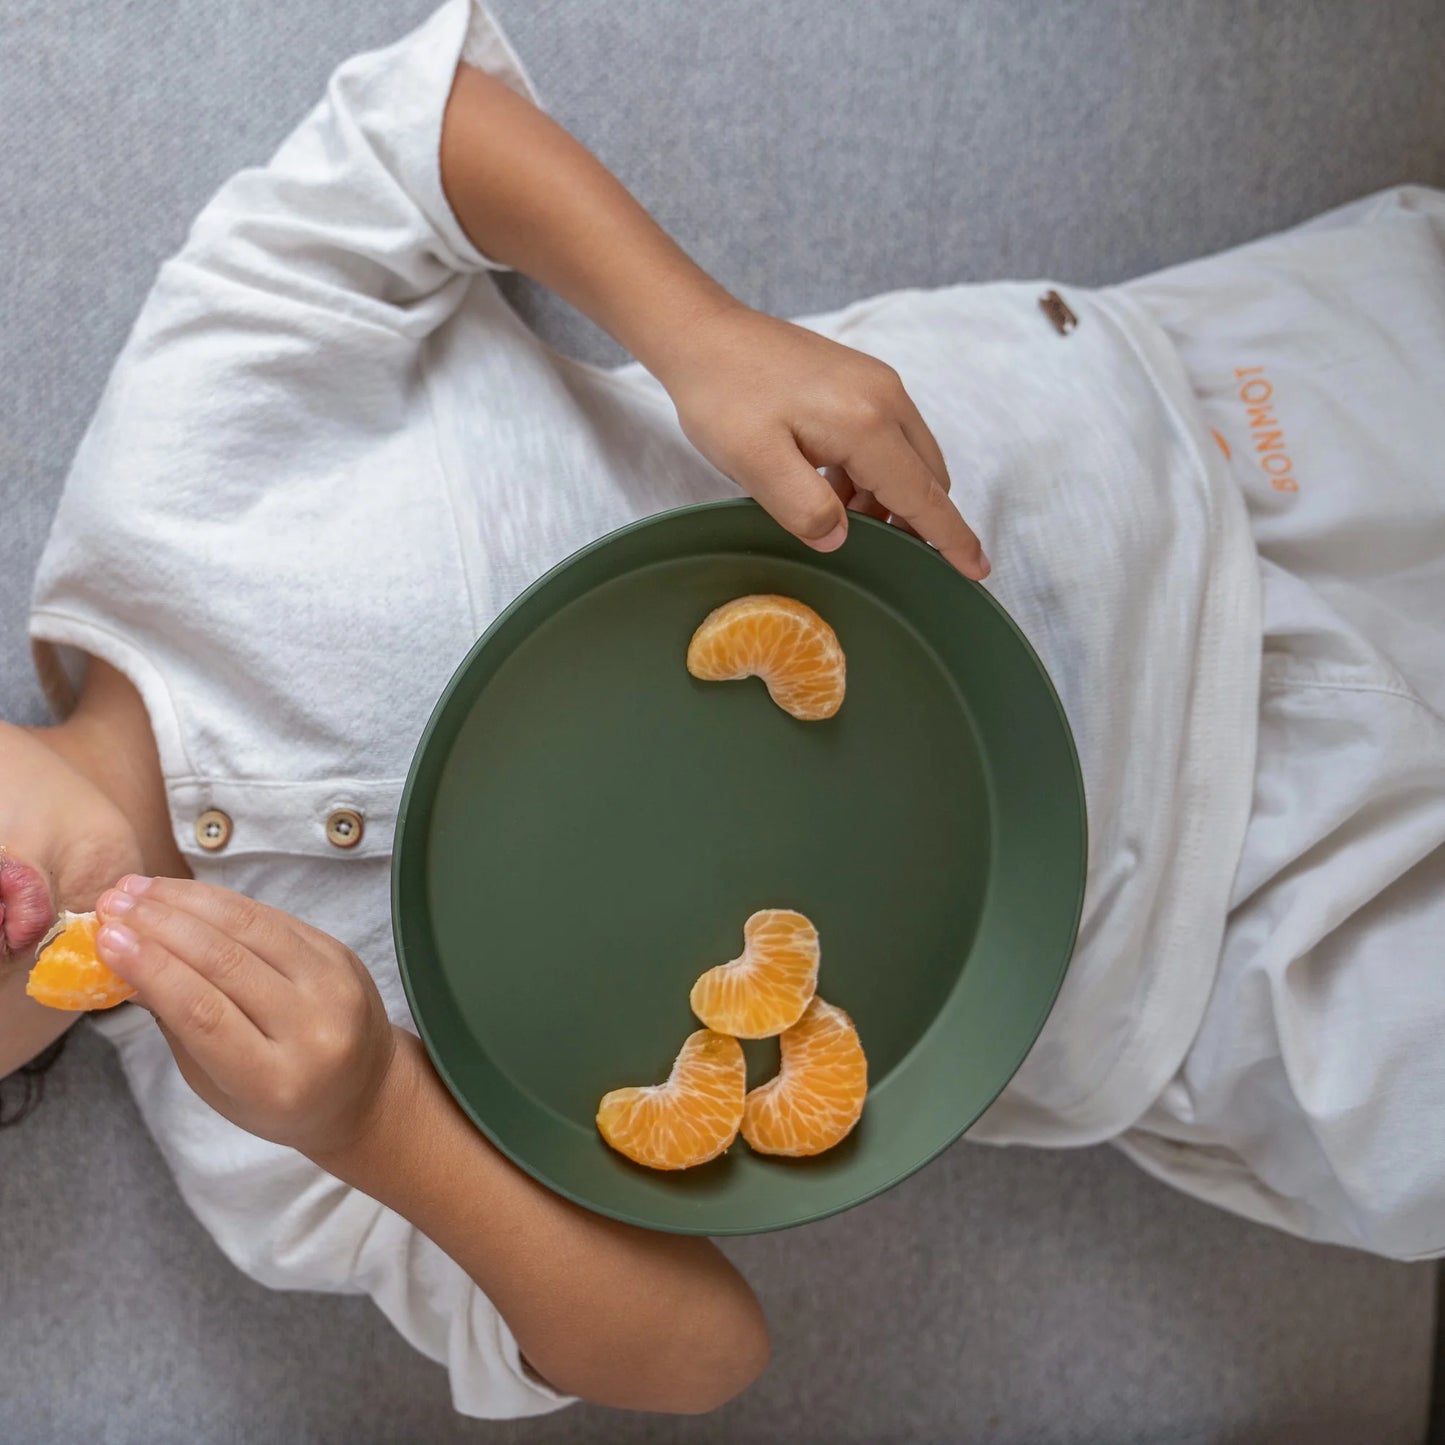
[1261,672,1429,708]
[29,608,201,781]
[168,777,411,791]
[1025,290,1262,1125]
[416,340,485,634]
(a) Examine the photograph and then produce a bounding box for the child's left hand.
[94,876,399,1160]
[656,302,989,580]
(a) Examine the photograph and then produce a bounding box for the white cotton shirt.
[27,0,1272,1416]
[1116,186,1445,1260]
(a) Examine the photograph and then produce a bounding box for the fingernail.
[976,549,992,579]
[809,520,848,553]
[98,889,135,917]
[96,922,139,960]
[121,875,154,896]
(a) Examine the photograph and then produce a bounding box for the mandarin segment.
[596,1029,746,1170]
[25,911,135,1013]
[742,996,868,1157]
[686,594,846,721]
[689,908,820,1039]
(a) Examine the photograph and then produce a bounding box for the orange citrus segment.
[25,911,135,1012]
[686,594,846,721]
[742,996,868,1157]
[597,1029,746,1170]
[689,908,820,1039]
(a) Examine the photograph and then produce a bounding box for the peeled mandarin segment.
[25,911,136,1013]
[686,594,846,721]
[742,996,868,1158]
[596,1029,746,1171]
[689,908,820,1039]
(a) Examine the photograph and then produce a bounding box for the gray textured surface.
[1,0,1442,1440]
[497,0,1445,365]
[0,1030,1435,1445]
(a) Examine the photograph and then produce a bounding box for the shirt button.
[325,808,364,850]
[195,809,233,852]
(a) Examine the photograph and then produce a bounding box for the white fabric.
[810,288,1262,1147]
[33,2,572,1420]
[1116,187,1445,1259]
[31,0,1260,1158]
[22,0,1444,1413]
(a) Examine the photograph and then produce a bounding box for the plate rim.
[393,497,1087,1234]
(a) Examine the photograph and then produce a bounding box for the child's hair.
[0,1034,68,1128]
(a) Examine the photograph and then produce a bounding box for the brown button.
[325,808,364,850]
[195,809,233,852]
[1039,288,1079,335]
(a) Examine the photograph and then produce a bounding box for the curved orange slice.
[25,911,135,1012]
[742,996,868,1157]
[597,1029,746,1170]
[689,908,820,1039]
[686,594,845,721]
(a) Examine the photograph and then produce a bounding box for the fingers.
[823,464,852,507]
[826,465,890,522]
[741,439,850,553]
[894,394,954,498]
[109,876,316,979]
[850,485,890,522]
[95,910,269,1088]
[96,884,289,1033]
[824,465,889,522]
[892,402,970,551]
[843,424,989,579]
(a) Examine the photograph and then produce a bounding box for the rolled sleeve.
[108,1020,575,1420]
[183,0,544,333]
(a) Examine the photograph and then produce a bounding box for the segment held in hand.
[94,874,399,1159]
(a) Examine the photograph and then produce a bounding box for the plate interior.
[396,503,1084,1233]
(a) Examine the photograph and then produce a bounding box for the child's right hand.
[94,876,400,1161]
[655,302,990,579]
[99,877,771,1414]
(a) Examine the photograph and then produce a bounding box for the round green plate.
[394,499,1084,1235]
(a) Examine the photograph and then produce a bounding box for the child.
[3,0,1443,1419]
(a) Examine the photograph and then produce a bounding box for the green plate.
[394,499,1084,1235]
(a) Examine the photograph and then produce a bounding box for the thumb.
[740,440,849,553]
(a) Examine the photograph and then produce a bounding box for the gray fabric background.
[2,1,1442,1440]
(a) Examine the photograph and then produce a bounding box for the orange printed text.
[1233,367,1299,493]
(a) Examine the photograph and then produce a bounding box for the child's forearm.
[94,876,769,1416]
[440,63,737,386]
[438,63,988,577]
[316,1029,769,1414]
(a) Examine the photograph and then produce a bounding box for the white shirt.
[29,0,1262,1413]
[1117,186,1445,1260]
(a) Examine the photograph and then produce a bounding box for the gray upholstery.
[2,1,1441,1440]
[0,1027,1435,1445]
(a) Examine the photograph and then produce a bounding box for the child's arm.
[440,64,989,580]
[321,1033,765,1414]
[91,876,767,1415]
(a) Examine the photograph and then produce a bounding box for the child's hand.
[658,303,989,580]
[94,876,398,1160]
